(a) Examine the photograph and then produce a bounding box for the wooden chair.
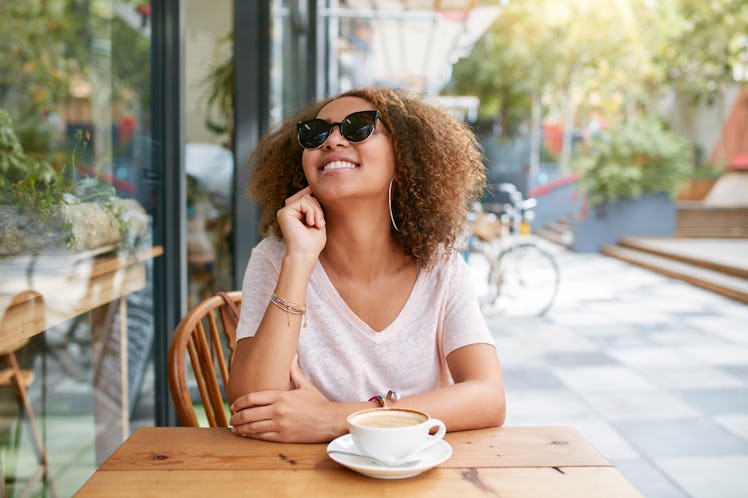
[0,290,58,498]
[167,291,241,427]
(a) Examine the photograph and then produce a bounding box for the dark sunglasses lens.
[341,112,376,142]
[297,119,331,148]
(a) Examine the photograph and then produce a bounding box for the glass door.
[0,1,157,495]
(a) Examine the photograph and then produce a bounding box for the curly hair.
[247,87,486,269]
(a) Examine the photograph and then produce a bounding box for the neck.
[320,201,411,280]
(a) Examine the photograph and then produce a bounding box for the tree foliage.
[652,0,748,104]
[446,0,748,137]
[0,0,149,153]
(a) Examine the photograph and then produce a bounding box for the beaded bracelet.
[368,390,400,408]
[270,292,308,327]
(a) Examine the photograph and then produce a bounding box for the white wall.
[185,0,233,145]
[658,85,740,166]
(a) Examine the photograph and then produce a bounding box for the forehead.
[316,96,375,120]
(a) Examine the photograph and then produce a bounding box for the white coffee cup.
[347,407,447,465]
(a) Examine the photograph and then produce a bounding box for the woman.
[227,88,505,443]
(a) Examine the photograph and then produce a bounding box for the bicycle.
[463,183,560,316]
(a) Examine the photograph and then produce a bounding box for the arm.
[227,186,326,401]
[229,343,504,442]
[230,356,379,442]
[383,343,505,430]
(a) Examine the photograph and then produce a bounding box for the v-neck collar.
[312,261,424,343]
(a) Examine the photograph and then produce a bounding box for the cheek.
[372,143,396,175]
[301,151,317,178]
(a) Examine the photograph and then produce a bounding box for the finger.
[315,207,326,227]
[284,186,313,205]
[229,403,276,428]
[290,356,311,389]
[281,194,323,228]
[300,196,325,228]
[304,199,317,227]
[231,418,276,436]
[242,431,283,443]
[230,390,280,412]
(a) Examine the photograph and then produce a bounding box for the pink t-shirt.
[235,237,494,403]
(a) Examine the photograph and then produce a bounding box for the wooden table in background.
[0,245,163,464]
[75,426,643,497]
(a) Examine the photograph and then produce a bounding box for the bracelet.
[368,394,385,407]
[270,292,308,327]
[368,390,400,408]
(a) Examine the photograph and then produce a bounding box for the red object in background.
[729,153,748,170]
[527,172,580,199]
[118,116,136,144]
[543,123,563,155]
[136,4,151,17]
[710,88,748,168]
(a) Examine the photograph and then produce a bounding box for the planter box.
[0,199,148,256]
[677,179,717,201]
[572,193,676,252]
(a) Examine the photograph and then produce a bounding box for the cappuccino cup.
[347,408,446,465]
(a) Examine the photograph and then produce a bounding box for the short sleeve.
[441,253,495,355]
[235,238,284,341]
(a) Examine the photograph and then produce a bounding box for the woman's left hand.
[229,358,341,443]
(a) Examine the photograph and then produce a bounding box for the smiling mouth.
[322,160,358,172]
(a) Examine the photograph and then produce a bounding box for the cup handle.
[414,419,447,454]
[429,419,446,441]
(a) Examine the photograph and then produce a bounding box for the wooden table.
[75,426,643,497]
[0,245,163,463]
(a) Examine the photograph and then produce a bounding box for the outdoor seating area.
[2,1,747,497]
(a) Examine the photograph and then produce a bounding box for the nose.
[323,124,348,148]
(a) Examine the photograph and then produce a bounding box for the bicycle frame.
[464,183,560,316]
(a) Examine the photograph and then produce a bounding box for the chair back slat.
[216,291,239,367]
[207,311,230,388]
[186,338,217,427]
[168,291,242,427]
[193,320,228,427]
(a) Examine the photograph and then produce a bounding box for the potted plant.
[0,108,147,256]
[570,115,693,251]
[676,161,723,201]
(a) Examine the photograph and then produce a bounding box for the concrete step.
[618,236,748,279]
[601,243,748,304]
[536,226,573,247]
[544,221,569,235]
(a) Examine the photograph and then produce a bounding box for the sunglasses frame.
[295,110,381,149]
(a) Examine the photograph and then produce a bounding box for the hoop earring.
[388,179,400,232]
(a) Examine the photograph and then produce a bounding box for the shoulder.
[253,236,286,258]
[427,248,468,273]
[247,237,286,270]
[421,249,469,284]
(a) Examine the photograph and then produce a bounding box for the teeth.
[322,161,357,171]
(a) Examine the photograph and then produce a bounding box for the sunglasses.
[296,110,381,149]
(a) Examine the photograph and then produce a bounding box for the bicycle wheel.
[462,236,500,307]
[487,242,559,316]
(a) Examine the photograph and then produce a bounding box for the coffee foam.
[350,409,427,428]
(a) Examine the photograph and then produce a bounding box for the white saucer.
[326,434,452,479]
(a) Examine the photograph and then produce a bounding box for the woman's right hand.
[277,186,327,261]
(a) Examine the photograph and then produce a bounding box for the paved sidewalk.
[484,241,748,498]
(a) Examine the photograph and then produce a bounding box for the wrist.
[281,251,317,277]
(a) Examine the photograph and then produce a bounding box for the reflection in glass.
[0,2,155,495]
